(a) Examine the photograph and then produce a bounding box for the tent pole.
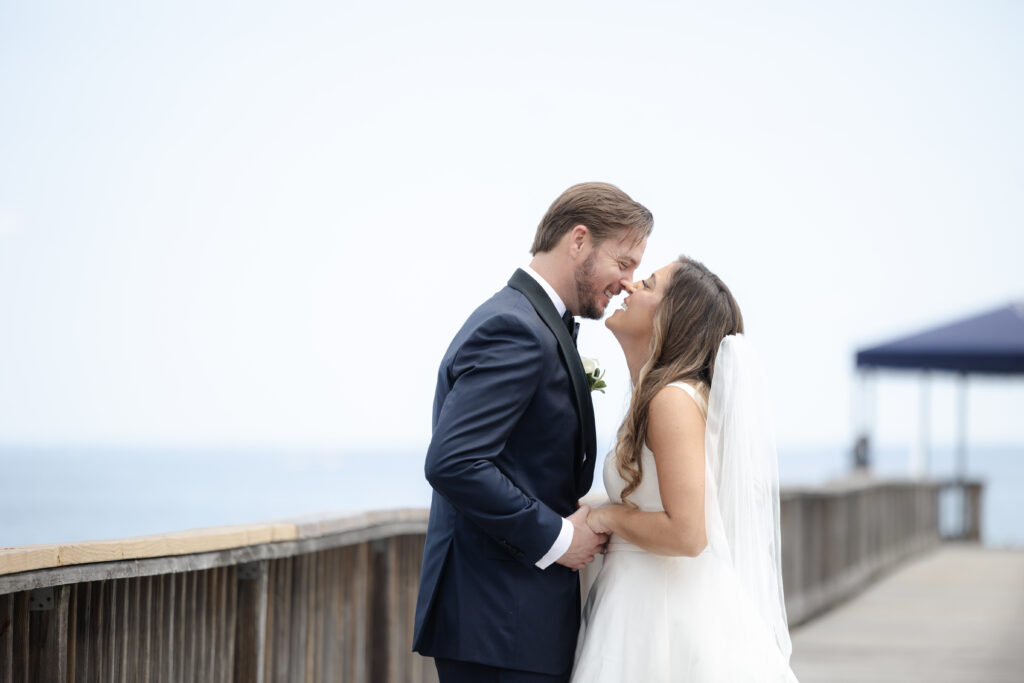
[913,372,931,478]
[852,369,872,472]
[956,372,969,538]
[956,373,968,482]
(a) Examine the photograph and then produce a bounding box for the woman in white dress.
[571,256,799,682]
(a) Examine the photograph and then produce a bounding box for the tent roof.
[855,302,1024,374]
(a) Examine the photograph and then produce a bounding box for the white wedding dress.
[571,379,799,682]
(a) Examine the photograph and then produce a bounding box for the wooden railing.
[0,510,436,683]
[0,479,982,682]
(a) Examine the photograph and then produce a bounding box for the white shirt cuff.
[535,517,574,569]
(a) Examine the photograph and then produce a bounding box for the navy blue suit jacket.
[412,269,597,675]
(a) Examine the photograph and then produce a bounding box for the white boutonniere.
[581,357,607,393]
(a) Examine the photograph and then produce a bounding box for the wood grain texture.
[27,584,67,683]
[0,485,965,683]
[233,561,267,683]
[0,509,435,580]
[0,594,12,683]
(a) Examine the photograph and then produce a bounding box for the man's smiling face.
[573,231,647,319]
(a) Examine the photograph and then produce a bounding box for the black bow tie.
[562,310,579,344]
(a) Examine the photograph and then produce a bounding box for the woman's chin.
[605,308,625,332]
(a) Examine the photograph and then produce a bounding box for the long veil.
[702,334,792,662]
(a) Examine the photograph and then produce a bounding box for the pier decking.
[790,544,1024,683]
[0,480,990,682]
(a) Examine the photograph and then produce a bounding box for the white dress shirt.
[521,265,575,570]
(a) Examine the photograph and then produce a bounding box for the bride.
[571,256,799,681]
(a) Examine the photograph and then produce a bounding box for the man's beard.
[573,252,604,320]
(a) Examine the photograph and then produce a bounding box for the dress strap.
[666,381,708,421]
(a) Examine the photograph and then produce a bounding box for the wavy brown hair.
[616,256,744,505]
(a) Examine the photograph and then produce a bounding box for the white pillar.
[910,372,931,478]
[851,369,874,471]
[956,373,968,481]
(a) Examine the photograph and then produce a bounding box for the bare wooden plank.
[11,593,26,683]
[291,509,429,540]
[162,573,175,683]
[340,547,354,683]
[149,574,163,683]
[350,540,370,683]
[125,577,141,683]
[268,558,292,683]
[55,525,299,572]
[288,555,309,683]
[108,579,121,683]
[0,593,13,683]
[222,566,233,683]
[244,565,268,683]
[223,566,237,683]
[0,548,61,578]
[27,584,68,683]
[319,548,339,683]
[197,571,208,683]
[368,539,388,683]
[173,573,185,683]
[316,550,334,683]
[73,582,92,683]
[92,580,106,683]
[302,553,317,683]
[185,572,198,683]
[140,576,152,683]
[0,515,429,595]
[0,526,299,581]
[118,579,129,683]
[352,543,370,683]
[207,568,219,683]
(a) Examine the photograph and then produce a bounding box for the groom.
[413,183,652,682]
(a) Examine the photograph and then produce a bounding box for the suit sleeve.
[424,312,564,565]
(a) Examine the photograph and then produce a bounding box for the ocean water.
[1,443,1021,548]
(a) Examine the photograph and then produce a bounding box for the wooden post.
[368,538,390,683]
[1,593,12,683]
[26,585,67,683]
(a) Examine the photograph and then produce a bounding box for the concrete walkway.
[789,544,1024,683]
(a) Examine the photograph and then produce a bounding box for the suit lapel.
[508,269,597,491]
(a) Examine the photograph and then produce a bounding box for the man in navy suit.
[413,183,653,682]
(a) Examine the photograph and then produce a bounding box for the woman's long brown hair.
[615,256,744,505]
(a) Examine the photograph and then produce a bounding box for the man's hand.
[555,505,609,571]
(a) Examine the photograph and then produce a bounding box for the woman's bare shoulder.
[648,384,706,455]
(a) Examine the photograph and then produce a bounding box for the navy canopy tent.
[856,303,1024,374]
[852,301,1024,488]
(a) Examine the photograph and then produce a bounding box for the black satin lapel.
[507,270,597,487]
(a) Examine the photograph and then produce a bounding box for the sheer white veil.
[703,334,792,662]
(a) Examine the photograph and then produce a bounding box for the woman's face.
[605,262,678,340]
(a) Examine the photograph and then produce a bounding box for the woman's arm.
[587,385,707,556]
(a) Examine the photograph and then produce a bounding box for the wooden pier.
[790,543,1024,682]
[0,479,987,682]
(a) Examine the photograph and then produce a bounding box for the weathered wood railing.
[0,479,983,682]
[778,478,981,625]
[0,510,437,683]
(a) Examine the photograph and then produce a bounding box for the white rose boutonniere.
[581,357,607,394]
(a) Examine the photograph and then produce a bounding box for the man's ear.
[569,224,590,257]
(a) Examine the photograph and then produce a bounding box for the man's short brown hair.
[531,182,653,255]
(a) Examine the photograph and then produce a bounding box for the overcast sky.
[1,1,1021,458]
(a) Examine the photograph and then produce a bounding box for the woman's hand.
[586,504,618,535]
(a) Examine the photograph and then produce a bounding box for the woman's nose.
[621,279,638,294]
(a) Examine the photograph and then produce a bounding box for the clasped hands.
[555,503,618,571]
